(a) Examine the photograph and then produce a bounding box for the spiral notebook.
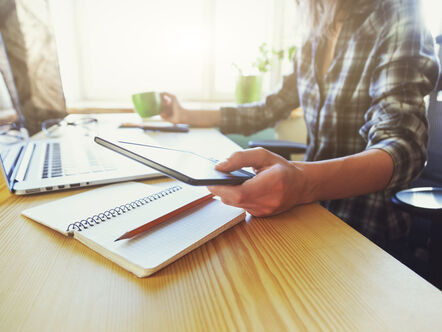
[22,182,245,277]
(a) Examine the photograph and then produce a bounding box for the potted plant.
[233,43,296,104]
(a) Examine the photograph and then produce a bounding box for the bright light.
[49,0,296,105]
[421,0,442,37]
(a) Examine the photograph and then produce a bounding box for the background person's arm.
[160,92,221,127]
[160,55,300,134]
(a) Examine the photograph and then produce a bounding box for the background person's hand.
[160,92,222,127]
[160,92,188,124]
[207,148,311,217]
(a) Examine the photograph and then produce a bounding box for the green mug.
[132,91,162,119]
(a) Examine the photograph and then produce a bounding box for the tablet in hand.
[95,136,254,185]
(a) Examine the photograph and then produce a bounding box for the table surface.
[1,115,441,331]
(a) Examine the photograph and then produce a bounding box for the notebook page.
[21,182,176,235]
[72,185,209,238]
[76,199,245,276]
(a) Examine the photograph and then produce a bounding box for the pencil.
[114,193,214,241]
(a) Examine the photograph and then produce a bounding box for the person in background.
[160,0,439,257]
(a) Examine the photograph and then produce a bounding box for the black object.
[248,139,307,160]
[141,123,189,133]
[392,188,442,217]
[423,35,442,184]
[392,188,442,289]
[120,122,189,133]
[95,136,254,186]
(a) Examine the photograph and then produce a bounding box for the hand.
[207,148,311,217]
[160,92,188,124]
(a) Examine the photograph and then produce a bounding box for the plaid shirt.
[220,0,439,243]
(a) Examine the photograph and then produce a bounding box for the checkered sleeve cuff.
[367,137,426,192]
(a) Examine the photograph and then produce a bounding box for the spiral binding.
[66,185,183,232]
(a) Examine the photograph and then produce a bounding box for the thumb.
[215,148,275,172]
[160,92,175,117]
[160,92,177,105]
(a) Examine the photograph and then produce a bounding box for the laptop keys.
[51,143,62,177]
[41,142,116,179]
[42,143,50,178]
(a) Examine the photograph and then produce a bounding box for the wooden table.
[1,118,442,331]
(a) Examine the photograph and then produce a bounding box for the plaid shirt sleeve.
[219,63,300,136]
[360,3,440,191]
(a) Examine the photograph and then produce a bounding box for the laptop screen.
[0,32,27,191]
[0,33,25,130]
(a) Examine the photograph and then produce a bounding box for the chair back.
[422,35,442,185]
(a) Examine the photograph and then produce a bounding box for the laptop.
[0,134,162,195]
[0,36,161,195]
[0,84,162,196]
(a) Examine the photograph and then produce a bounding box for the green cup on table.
[132,91,162,119]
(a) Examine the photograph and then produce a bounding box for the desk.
[1,116,441,331]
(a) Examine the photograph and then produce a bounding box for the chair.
[392,34,442,290]
[392,188,442,289]
[248,139,307,160]
[248,108,307,160]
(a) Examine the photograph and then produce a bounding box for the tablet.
[94,136,254,185]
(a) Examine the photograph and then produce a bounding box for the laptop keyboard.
[42,142,117,179]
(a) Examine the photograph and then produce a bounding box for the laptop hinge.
[15,142,35,182]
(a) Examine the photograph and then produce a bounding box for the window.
[50,0,440,108]
[421,0,442,38]
[49,0,297,106]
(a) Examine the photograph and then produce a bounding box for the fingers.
[208,161,298,216]
[207,175,279,217]
[159,92,177,121]
[215,148,278,172]
[207,185,246,207]
[208,166,275,205]
[160,92,176,103]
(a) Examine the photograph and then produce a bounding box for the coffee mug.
[132,91,162,119]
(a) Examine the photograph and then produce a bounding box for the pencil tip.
[115,232,130,241]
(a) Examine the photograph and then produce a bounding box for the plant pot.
[235,75,263,104]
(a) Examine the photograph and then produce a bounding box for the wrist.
[291,161,322,204]
[180,108,191,124]
[181,109,221,127]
